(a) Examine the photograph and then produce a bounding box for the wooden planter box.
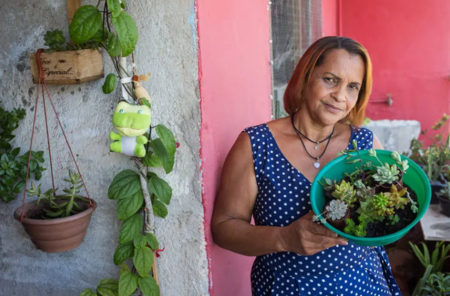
[29,49,104,85]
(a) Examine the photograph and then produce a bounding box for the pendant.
[315,142,319,149]
[314,159,320,169]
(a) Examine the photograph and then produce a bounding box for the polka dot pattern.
[244,124,401,296]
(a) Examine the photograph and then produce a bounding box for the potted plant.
[405,115,450,204]
[13,170,96,253]
[409,241,450,296]
[29,28,104,85]
[436,183,450,217]
[311,141,430,246]
[0,102,45,203]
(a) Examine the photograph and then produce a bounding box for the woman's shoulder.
[349,125,374,149]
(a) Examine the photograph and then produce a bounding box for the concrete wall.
[0,1,209,295]
[197,0,272,295]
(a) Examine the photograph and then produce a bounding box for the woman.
[211,36,401,296]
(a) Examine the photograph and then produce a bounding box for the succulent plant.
[372,163,400,184]
[438,183,450,200]
[386,184,409,209]
[332,180,357,205]
[325,199,348,221]
[344,216,367,237]
[391,151,409,173]
[372,193,395,217]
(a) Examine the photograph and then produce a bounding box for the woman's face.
[301,49,365,126]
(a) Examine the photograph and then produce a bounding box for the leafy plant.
[0,103,46,202]
[409,241,450,274]
[410,241,450,296]
[344,217,367,237]
[405,114,450,183]
[71,2,177,294]
[438,183,450,200]
[386,184,409,209]
[420,272,450,296]
[68,1,139,97]
[27,170,90,219]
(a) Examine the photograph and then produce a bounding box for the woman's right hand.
[280,211,348,256]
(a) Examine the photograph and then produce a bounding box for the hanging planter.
[29,49,103,85]
[14,49,96,253]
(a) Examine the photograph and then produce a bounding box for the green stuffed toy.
[110,101,151,158]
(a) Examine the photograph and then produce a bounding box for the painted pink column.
[197,0,272,295]
[341,0,450,139]
[322,0,338,37]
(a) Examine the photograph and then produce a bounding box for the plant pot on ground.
[437,183,450,218]
[14,170,96,253]
[430,175,447,205]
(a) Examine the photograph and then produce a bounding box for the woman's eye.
[349,84,359,91]
[324,77,335,83]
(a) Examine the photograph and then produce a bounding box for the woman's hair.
[283,36,373,127]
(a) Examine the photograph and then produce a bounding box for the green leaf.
[150,139,174,174]
[120,263,130,274]
[11,148,20,157]
[35,170,43,181]
[107,34,122,57]
[80,289,97,296]
[1,154,9,162]
[120,0,126,9]
[30,159,38,171]
[133,246,153,277]
[153,200,168,218]
[148,175,172,205]
[107,0,122,18]
[90,27,106,43]
[114,241,135,265]
[142,152,162,168]
[118,271,138,296]
[111,11,138,57]
[69,5,103,44]
[116,190,144,220]
[119,214,143,244]
[145,233,159,250]
[102,74,117,94]
[108,170,141,200]
[138,276,159,296]
[97,279,119,296]
[155,125,176,156]
[134,233,147,248]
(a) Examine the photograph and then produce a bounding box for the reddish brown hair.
[283,36,373,126]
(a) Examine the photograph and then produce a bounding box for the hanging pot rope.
[20,49,95,222]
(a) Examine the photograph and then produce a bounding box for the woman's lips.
[324,103,342,114]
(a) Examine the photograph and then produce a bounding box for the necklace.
[291,114,333,149]
[291,114,334,169]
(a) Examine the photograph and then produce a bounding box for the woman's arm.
[211,132,347,257]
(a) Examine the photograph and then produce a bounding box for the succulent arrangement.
[313,140,418,237]
[26,170,89,219]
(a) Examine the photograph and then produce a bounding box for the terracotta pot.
[438,196,450,217]
[13,199,96,253]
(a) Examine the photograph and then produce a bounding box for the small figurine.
[110,101,151,158]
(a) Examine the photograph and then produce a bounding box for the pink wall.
[340,0,450,137]
[197,0,272,295]
[322,0,338,37]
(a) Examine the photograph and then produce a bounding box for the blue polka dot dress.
[244,123,401,296]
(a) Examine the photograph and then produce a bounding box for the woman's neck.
[292,109,335,142]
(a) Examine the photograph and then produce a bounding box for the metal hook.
[370,94,393,106]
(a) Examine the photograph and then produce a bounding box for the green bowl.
[310,149,431,246]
